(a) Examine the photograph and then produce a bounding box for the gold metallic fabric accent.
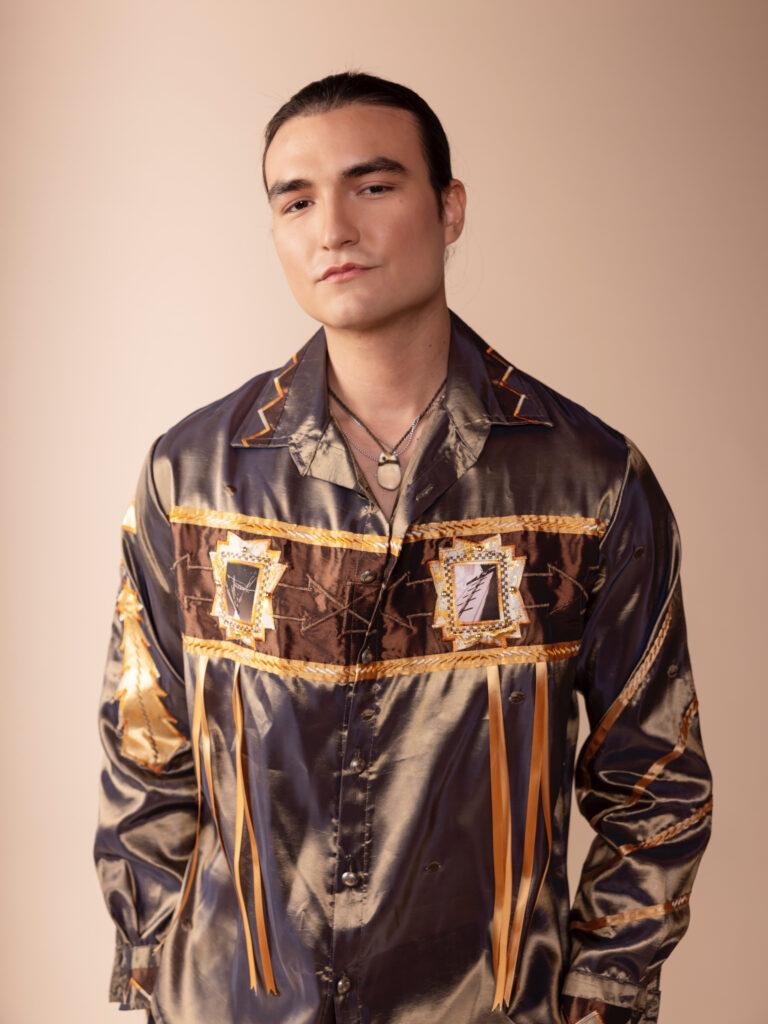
[170,505,606,557]
[488,659,552,1011]
[231,662,278,994]
[121,500,137,533]
[183,634,580,682]
[570,892,691,932]
[113,576,186,772]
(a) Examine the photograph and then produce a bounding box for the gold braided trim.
[570,892,691,933]
[618,797,713,856]
[169,506,605,554]
[404,513,606,543]
[182,634,580,682]
[579,599,675,772]
[169,506,392,553]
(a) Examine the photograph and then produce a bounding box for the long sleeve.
[93,435,198,1011]
[559,437,714,1024]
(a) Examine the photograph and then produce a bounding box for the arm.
[559,437,713,1024]
[93,435,198,1011]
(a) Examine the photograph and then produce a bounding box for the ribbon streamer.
[231,660,278,994]
[487,659,552,1011]
[169,655,277,995]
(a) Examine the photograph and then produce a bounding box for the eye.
[283,198,312,215]
[281,184,394,215]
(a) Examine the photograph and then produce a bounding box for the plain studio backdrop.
[1,2,765,1021]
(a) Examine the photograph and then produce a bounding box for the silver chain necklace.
[328,378,446,491]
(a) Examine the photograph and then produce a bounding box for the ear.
[441,179,467,246]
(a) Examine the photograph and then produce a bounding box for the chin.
[311,298,392,333]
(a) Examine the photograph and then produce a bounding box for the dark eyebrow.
[266,155,408,204]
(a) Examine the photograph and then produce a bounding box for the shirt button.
[360,569,376,583]
[341,870,360,887]
[359,647,374,664]
[349,752,366,772]
[336,974,352,994]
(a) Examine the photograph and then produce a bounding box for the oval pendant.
[377,453,402,490]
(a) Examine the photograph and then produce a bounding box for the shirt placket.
[326,501,403,1021]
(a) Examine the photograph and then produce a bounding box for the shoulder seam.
[598,434,632,553]
[147,432,172,525]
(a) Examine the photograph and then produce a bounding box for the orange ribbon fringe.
[171,655,278,995]
[170,655,551,1008]
[487,660,552,1011]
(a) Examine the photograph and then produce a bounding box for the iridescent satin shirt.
[93,309,713,1024]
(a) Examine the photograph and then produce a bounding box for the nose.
[320,193,359,251]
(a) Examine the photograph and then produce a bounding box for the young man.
[93,72,713,1024]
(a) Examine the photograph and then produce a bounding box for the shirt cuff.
[560,968,661,1023]
[108,936,161,1011]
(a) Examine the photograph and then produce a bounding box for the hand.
[560,994,633,1024]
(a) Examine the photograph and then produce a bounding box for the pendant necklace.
[328,377,447,491]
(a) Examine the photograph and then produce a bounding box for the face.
[264,103,466,331]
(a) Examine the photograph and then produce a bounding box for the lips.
[320,263,373,282]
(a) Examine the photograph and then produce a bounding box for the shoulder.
[512,360,631,469]
[527,366,677,531]
[497,357,678,535]
[143,360,280,514]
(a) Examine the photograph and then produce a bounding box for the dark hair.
[262,70,453,218]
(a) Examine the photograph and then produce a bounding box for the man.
[93,71,713,1024]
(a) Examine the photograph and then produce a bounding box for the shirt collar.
[229,307,554,465]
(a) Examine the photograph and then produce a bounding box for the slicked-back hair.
[262,70,453,219]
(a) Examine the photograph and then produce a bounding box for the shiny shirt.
[93,308,713,1024]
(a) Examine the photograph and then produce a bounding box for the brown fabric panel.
[172,521,599,666]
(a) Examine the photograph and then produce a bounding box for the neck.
[324,295,451,430]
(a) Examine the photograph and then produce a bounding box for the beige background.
[2,2,765,1022]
